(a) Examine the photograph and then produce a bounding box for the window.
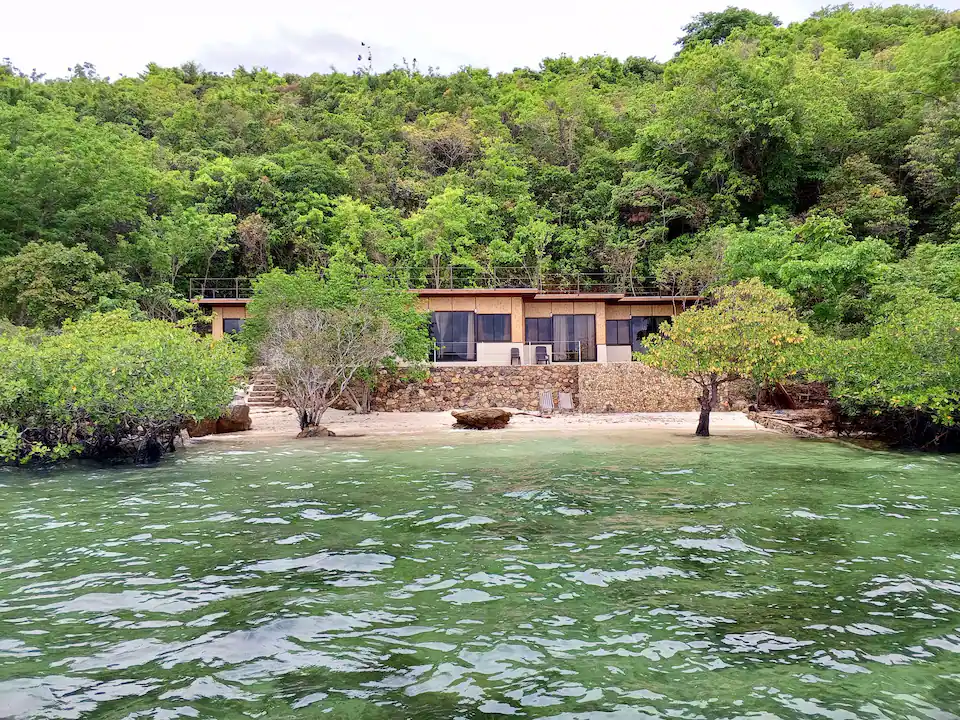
[525,317,553,343]
[631,316,671,353]
[553,314,597,362]
[605,319,631,345]
[476,314,512,342]
[223,318,245,335]
[430,311,476,361]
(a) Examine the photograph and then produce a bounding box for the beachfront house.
[192,269,701,365]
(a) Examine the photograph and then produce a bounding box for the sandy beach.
[190,406,767,445]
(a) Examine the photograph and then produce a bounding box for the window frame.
[525,317,553,344]
[475,313,512,343]
[222,317,245,335]
[430,311,477,362]
[605,319,631,345]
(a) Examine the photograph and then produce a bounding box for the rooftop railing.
[190,268,703,300]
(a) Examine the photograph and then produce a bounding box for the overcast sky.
[4,0,959,80]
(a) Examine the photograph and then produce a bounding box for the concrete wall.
[605,345,633,363]
[476,342,524,366]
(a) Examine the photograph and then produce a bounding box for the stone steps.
[248,370,279,407]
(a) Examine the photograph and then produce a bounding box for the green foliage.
[676,6,781,49]
[810,291,960,426]
[0,242,133,327]
[645,279,808,392]
[723,215,894,335]
[242,263,432,365]
[1,6,960,441]
[0,311,243,464]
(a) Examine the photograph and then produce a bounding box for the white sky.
[4,0,958,79]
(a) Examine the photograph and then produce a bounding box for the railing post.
[235,278,239,299]
[449,266,454,290]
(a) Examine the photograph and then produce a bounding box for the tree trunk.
[696,383,713,437]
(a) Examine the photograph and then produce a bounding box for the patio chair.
[510,347,521,366]
[558,392,575,413]
[539,390,555,416]
[535,345,550,365]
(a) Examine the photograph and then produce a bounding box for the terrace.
[188,267,704,301]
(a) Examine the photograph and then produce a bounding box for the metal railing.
[190,277,253,299]
[188,268,693,299]
[524,341,591,364]
[431,341,478,363]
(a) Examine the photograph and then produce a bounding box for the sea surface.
[1,430,958,718]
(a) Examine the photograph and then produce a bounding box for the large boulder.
[296,425,336,439]
[185,418,218,438]
[215,402,252,433]
[452,408,513,430]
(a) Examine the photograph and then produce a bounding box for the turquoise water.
[1,431,959,719]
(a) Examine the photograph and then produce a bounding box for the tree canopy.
[644,279,807,436]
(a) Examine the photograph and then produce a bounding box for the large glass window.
[631,316,671,354]
[476,314,512,342]
[431,311,476,361]
[605,319,631,345]
[223,318,245,335]
[525,317,553,343]
[553,314,597,362]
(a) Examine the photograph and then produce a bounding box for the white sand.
[192,406,766,444]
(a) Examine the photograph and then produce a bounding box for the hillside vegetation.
[1,4,960,443]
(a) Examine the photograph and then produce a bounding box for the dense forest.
[1,4,959,443]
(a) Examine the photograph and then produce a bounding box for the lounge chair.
[535,345,550,365]
[510,347,521,366]
[558,392,575,413]
[539,390,555,416]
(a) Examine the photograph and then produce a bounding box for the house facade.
[193,274,699,366]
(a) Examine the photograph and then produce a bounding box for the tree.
[644,279,807,437]
[260,306,400,429]
[676,7,781,50]
[0,242,132,327]
[811,291,960,443]
[723,214,894,336]
[244,265,431,424]
[0,311,243,464]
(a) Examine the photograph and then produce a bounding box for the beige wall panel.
[414,298,428,312]
[620,302,681,316]
[606,345,634,363]
[211,308,223,339]
[595,303,607,345]
[451,297,477,312]
[476,297,512,313]
[426,297,453,312]
[605,305,631,320]
[550,301,574,315]
[511,298,524,341]
[524,302,552,318]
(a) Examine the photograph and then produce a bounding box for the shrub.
[0,312,244,464]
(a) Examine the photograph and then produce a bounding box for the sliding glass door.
[431,311,476,361]
[552,314,596,362]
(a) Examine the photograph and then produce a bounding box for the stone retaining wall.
[369,365,579,412]
[359,363,751,413]
[577,363,704,412]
